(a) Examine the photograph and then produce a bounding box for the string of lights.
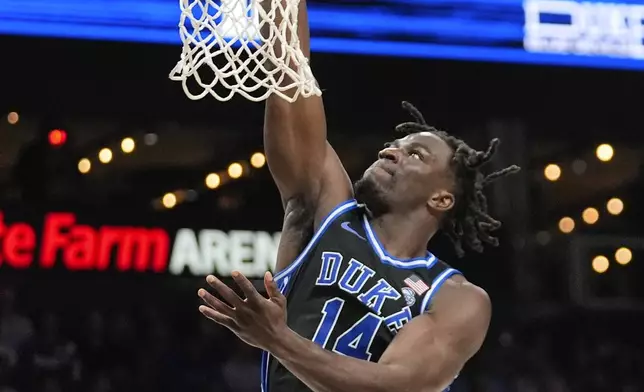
[542,142,631,274]
[154,151,267,210]
[48,118,267,211]
[76,134,158,174]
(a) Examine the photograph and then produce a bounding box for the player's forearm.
[295,0,311,58]
[270,328,411,392]
[262,0,327,202]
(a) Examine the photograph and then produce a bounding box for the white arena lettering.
[169,229,281,276]
[524,0,644,59]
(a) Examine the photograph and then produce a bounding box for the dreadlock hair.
[395,101,521,257]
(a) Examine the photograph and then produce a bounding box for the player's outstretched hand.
[198,271,288,351]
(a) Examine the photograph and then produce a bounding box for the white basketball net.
[169,0,322,102]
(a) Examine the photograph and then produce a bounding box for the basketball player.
[196,0,519,390]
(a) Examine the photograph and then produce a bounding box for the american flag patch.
[404,274,430,295]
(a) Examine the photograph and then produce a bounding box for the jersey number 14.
[311,297,382,361]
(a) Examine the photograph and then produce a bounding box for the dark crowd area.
[1,276,642,392]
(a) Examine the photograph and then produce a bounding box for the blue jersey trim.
[260,350,269,392]
[362,215,438,270]
[262,198,358,392]
[420,268,462,313]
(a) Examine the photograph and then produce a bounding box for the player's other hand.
[198,271,288,351]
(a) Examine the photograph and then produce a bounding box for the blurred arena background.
[1,1,644,391]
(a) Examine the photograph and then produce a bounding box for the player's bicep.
[378,282,491,392]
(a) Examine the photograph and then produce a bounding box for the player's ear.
[428,190,455,212]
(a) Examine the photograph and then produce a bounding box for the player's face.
[355,132,455,215]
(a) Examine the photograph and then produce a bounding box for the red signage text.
[0,212,170,272]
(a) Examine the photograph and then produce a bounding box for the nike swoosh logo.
[341,222,366,241]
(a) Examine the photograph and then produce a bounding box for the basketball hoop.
[169,0,322,102]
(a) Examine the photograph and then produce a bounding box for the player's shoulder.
[433,274,491,317]
[445,275,489,303]
[417,255,490,314]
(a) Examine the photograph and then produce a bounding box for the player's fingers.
[264,272,284,302]
[206,275,243,308]
[231,271,262,306]
[199,305,238,330]
[198,288,235,318]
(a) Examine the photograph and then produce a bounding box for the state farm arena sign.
[0,212,281,277]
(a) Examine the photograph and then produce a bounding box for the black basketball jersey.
[261,199,462,392]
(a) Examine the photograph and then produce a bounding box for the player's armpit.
[378,279,492,392]
[313,143,354,225]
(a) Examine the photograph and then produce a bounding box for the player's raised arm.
[262,0,352,226]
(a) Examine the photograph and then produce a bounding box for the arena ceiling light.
[121,137,135,154]
[595,143,614,162]
[7,112,18,125]
[78,158,91,174]
[544,163,561,181]
[98,148,113,164]
[606,198,624,215]
[615,247,632,265]
[592,255,609,274]
[48,129,67,147]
